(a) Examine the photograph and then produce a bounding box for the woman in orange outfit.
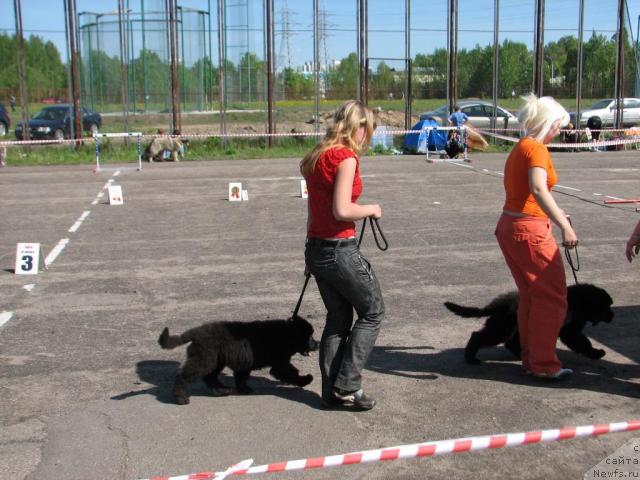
[495,94,578,380]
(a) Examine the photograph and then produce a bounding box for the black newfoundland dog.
[159,315,319,404]
[444,283,614,364]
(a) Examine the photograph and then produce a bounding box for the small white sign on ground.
[108,185,124,205]
[15,243,41,275]
[300,179,308,199]
[241,190,249,201]
[229,182,242,202]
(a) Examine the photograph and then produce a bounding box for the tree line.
[0,30,636,109]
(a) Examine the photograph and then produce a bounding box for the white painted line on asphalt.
[0,311,14,329]
[91,199,99,205]
[113,170,121,177]
[606,195,624,200]
[97,192,105,198]
[45,238,69,267]
[555,184,581,192]
[253,174,377,182]
[448,162,474,169]
[68,210,91,233]
[433,201,441,205]
[23,284,35,292]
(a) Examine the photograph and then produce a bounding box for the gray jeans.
[305,237,385,399]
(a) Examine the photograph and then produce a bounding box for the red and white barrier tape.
[139,419,640,480]
[1,127,639,148]
[479,129,640,149]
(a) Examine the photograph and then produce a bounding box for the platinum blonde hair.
[300,100,376,177]
[517,93,570,142]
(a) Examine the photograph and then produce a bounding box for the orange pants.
[495,213,567,375]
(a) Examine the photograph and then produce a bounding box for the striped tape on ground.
[139,419,640,480]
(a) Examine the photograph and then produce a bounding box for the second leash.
[563,215,580,285]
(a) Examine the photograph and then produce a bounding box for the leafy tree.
[325,52,358,99]
[459,44,493,98]
[498,39,533,96]
[369,61,399,100]
[582,32,616,97]
[279,67,314,99]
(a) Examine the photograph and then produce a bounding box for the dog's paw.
[296,374,313,387]
[237,385,254,395]
[464,354,482,365]
[210,387,233,397]
[589,348,606,359]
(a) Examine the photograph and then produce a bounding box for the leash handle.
[358,217,389,251]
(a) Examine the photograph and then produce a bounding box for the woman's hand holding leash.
[368,204,382,219]
[625,220,640,263]
[562,215,580,284]
[561,214,578,249]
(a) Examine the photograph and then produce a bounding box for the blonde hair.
[518,93,570,142]
[300,100,376,177]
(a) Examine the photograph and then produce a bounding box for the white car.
[419,101,519,129]
[571,98,640,127]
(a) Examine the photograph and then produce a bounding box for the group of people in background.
[301,95,637,410]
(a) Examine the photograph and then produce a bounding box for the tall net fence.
[0,0,639,147]
[79,2,212,115]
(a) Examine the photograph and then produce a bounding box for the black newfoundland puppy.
[159,315,319,404]
[444,283,614,364]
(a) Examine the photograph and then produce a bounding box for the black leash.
[292,217,388,317]
[564,244,580,285]
[292,271,312,317]
[358,216,389,251]
[563,215,580,285]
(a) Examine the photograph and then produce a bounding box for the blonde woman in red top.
[301,100,383,410]
[495,94,578,380]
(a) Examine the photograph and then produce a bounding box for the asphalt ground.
[1,149,640,480]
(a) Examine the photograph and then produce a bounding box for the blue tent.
[403,118,447,153]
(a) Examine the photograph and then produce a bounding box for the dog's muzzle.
[302,338,319,356]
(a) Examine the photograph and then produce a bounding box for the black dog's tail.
[443,301,490,318]
[158,327,190,349]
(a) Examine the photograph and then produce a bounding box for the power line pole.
[318,7,333,73]
[447,0,458,112]
[64,0,82,145]
[167,0,181,133]
[613,0,625,129]
[118,0,130,137]
[13,0,29,141]
[278,1,297,70]
[533,0,545,96]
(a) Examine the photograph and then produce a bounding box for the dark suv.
[14,105,101,140]
[0,102,10,137]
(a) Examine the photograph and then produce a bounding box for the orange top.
[503,137,557,218]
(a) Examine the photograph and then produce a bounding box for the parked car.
[570,98,640,127]
[0,102,10,137]
[419,100,519,129]
[14,105,101,140]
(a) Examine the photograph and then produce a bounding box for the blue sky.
[0,0,638,68]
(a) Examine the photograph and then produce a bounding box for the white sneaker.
[532,368,573,380]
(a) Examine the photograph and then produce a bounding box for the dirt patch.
[131,107,419,138]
